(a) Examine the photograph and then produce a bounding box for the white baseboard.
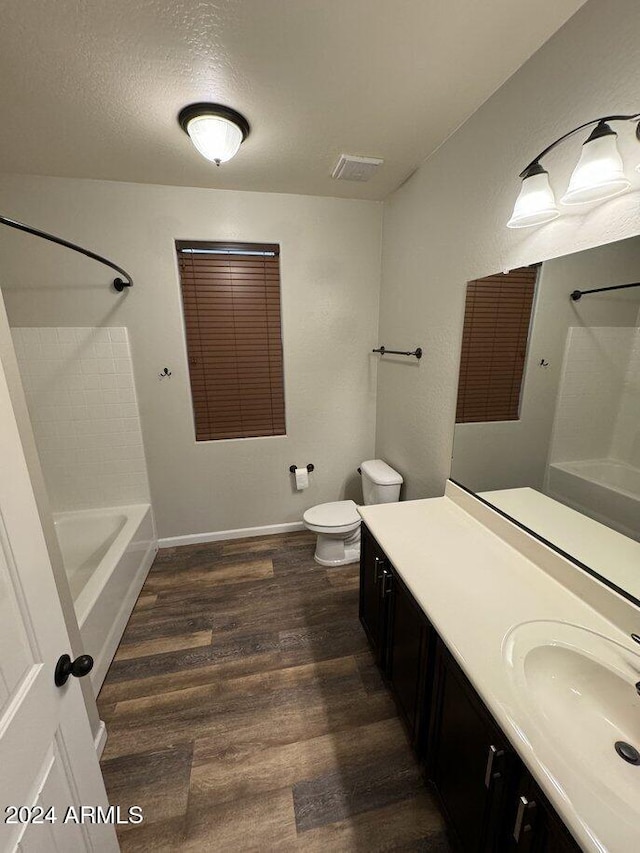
[94,720,107,758]
[159,520,306,549]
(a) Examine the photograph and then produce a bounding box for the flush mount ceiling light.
[178,103,250,166]
[507,112,640,229]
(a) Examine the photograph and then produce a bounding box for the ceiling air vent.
[331,154,383,182]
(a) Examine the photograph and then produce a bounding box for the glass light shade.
[185,115,244,164]
[561,133,630,205]
[507,171,559,229]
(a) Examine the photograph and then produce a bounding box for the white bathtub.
[54,504,158,693]
[547,459,640,542]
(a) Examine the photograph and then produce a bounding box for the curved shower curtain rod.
[0,214,133,292]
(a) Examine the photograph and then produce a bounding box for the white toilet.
[303,459,403,566]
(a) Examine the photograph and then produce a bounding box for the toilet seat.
[303,500,360,534]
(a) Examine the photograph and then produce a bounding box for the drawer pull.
[513,795,537,843]
[373,556,385,583]
[484,744,504,788]
[380,567,393,597]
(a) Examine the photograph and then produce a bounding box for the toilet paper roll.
[294,467,309,490]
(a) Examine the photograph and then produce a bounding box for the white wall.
[11,327,150,511]
[451,238,640,492]
[376,0,640,500]
[0,177,382,538]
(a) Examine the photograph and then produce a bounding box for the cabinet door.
[359,524,389,664]
[506,773,582,853]
[429,642,514,852]
[387,571,430,744]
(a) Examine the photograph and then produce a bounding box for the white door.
[0,354,119,853]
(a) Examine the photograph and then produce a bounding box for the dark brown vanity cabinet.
[386,569,431,746]
[429,644,582,853]
[359,524,431,744]
[429,642,515,851]
[504,772,582,853]
[359,524,582,853]
[359,523,395,667]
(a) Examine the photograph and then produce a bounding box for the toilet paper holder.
[289,463,314,473]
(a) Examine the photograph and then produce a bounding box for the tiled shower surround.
[549,326,640,466]
[12,327,150,511]
[611,330,640,468]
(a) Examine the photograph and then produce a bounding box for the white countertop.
[479,487,640,605]
[358,489,640,853]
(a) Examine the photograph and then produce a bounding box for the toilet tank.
[360,459,403,505]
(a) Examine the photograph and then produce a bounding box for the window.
[176,241,286,441]
[456,266,538,423]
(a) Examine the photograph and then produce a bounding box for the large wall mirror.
[450,235,640,605]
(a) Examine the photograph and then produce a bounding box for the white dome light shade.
[178,103,250,165]
[561,124,630,205]
[507,166,560,229]
[186,115,243,164]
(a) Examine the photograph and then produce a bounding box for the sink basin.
[503,621,640,820]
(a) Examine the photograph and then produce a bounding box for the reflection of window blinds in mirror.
[177,241,285,441]
[456,266,537,424]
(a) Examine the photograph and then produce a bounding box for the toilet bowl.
[302,500,361,566]
[303,459,403,567]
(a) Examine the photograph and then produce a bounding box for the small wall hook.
[159,367,172,379]
[539,359,549,368]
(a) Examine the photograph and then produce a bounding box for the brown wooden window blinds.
[177,241,286,441]
[456,266,538,424]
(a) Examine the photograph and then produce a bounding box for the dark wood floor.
[98,530,450,852]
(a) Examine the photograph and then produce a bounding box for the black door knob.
[54,653,94,687]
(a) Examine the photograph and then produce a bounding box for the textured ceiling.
[0,0,587,200]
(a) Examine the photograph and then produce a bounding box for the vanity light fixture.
[178,103,250,165]
[507,112,640,228]
[561,122,630,205]
[507,163,560,228]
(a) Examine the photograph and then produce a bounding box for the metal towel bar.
[570,281,640,301]
[372,345,422,359]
